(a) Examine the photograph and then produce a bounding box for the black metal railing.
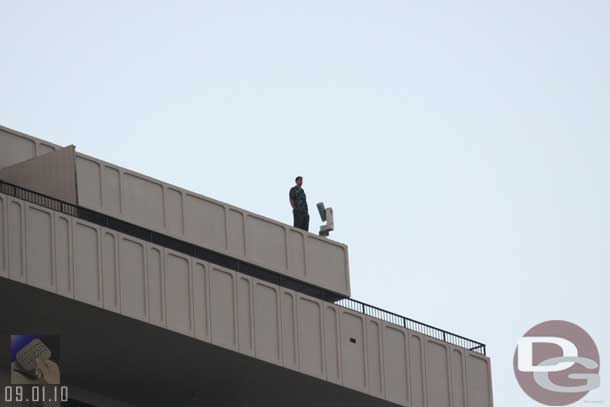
[0,182,78,217]
[336,298,486,355]
[0,180,486,355]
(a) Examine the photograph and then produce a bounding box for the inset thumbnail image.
[10,335,60,384]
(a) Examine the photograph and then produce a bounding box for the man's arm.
[289,188,296,209]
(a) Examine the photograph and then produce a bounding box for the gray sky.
[1,1,607,405]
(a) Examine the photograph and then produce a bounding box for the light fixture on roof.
[316,202,334,237]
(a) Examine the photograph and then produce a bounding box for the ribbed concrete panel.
[209,266,237,350]
[287,230,305,279]
[281,291,298,370]
[102,232,119,312]
[25,206,54,291]
[342,312,367,391]
[451,349,466,407]
[165,252,192,335]
[254,282,282,365]
[185,194,226,252]
[228,209,245,257]
[0,191,493,407]
[466,354,493,407]
[307,237,349,295]
[246,215,287,271]
[124,173,164,231]
[75,156,102,209]
[74,222,101,306]
[367,320,383,398]
[297,296,324,378]
[383,327,408,405]
[325,306,341,384]
[147,246,164,326]
[119,237,147,321]
[192,262,209,341]
[426,340,451,407]
[237,277,254,355]
[165,188,183,235]
[0,128,36,169]
[8,200,24,282]
[102,166,121,215]
[408,334,425,407]
[55,215,72,297]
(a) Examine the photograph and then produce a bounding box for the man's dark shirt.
[289,186,308,211]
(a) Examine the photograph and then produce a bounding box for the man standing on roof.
[289,176,309,232]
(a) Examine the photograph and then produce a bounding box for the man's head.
[295,176,303,187]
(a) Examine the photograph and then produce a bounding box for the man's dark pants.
[293,209,309,232]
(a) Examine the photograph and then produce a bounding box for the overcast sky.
[1,1,608,405]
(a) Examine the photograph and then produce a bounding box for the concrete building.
[0,125,493,406]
